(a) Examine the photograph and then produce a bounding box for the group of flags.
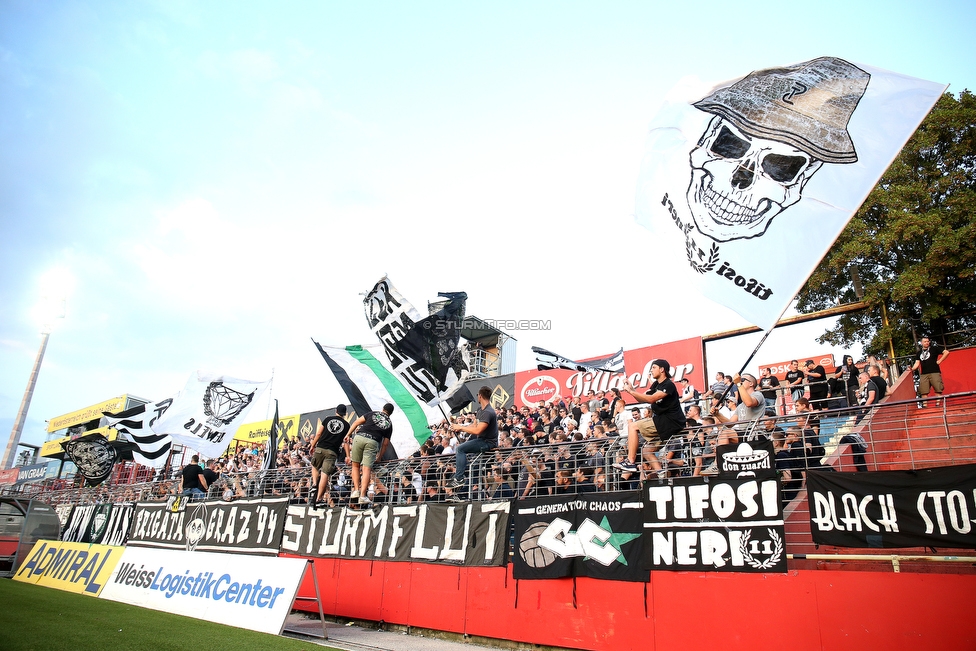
[102,56,945,474]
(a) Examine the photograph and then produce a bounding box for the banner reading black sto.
[643,476,787,573]
[806,463,976,549]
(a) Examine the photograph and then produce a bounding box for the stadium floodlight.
[2,269,71,469]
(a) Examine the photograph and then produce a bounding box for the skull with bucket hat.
[685,57,870,243]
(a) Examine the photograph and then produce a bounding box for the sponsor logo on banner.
[520,375,559,406]
[806,463,976,549]
[513,337,705,407]
[760,353,836,379]
[16,463,51,484]
[512,491,647,582]
[280,501,511,566]
[127,497,288,555]
[13,540,122,596]
[643,476,787,572]
[99,547,307,635]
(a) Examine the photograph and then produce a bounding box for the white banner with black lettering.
[127,497,288,556]
[806,463,976,549]
[99,547,306,635]
[643,476,787,572]
[280,500,511,566]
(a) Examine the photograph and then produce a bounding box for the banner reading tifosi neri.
[127,497,288,556]
[643,476,787,573]
[280,500,511,566]
[806,463,976,549]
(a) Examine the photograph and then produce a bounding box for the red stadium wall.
[287,556,976,651]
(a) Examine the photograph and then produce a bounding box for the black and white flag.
[806,464,976,549]
[364,277,471,407]
[262,399,281,471]
[104,399,175,469]
[151,372,270,459]
[531,346,625,374]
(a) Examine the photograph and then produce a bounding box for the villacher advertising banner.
[280,500,511,566]
[127,497,288,556]
[806,463,976,549]
[643,476,787,573]
[512,491,648,582]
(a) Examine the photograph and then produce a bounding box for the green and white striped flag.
[313,341,441,457]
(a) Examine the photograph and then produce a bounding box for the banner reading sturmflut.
[127,497,288,556]
[643,476,787,573]
[635,57,946,329]
[513,491,648,582]
[280,500,511,566]
[806,463,976,549]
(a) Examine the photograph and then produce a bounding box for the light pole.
[2,279,68,470]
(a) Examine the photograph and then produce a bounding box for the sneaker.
[656,470,668,480]
[613,460,639,473]
[351,490,361,499]
[701,463,718,476]
[446,494,464,503]
[449,476,465,488]
[358,496,372,505]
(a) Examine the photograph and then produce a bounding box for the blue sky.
[2,1,974,452]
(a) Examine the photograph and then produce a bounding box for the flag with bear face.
[635,57,945,330]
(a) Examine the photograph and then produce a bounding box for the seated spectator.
[574,466,597,493]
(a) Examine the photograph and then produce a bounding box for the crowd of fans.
[23,355,897,509]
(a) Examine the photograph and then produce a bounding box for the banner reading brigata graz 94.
[806,464,976,549]
[127,497,288,556]
[643,476,787,573]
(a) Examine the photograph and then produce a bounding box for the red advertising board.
[513,337,705,407]
[759,353,836,380]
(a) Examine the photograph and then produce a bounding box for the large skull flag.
[636,57,944,329]
[686,58,868,243]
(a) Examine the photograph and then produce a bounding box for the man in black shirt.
[614,359,685,474]
[758,367,781,416]
[912,335,950,405]
[785,360,805,403]
[347,403,395,505]
[804,360,829,408]
[181,454,208,500]
[449,386,498,496]
[310,404,350,509]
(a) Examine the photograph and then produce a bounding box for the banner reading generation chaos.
[280,500,511,566]
[643,476,787,573]
[806,463,976,549]
[512,491,648,582]
[127,497,288,556]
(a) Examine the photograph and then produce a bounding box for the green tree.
[796,90,976,357]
